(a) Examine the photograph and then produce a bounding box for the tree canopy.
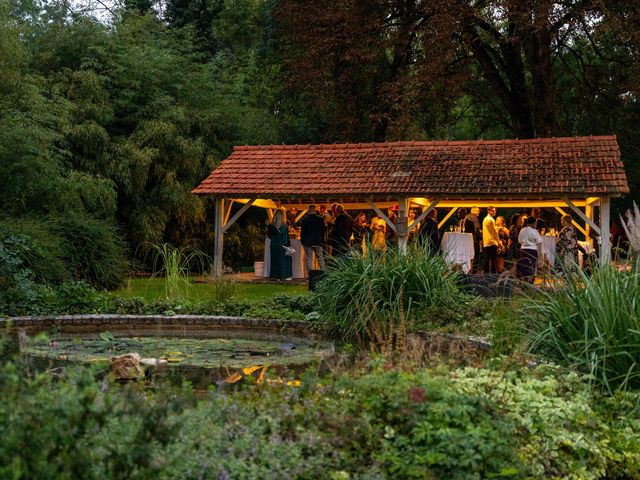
[0,0,639,287]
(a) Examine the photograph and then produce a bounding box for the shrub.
[1,359,638,480]
[315,243,462,339]
[51,214,127,290]
[526,263,640,392]
[0,219,68,284]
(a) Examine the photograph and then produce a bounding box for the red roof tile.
[192,136,629,198]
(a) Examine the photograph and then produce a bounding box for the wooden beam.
[222,198,256,233]
[438,207,459,230]
[295,210,306,223]
[367,200,396,232]
[561,197,601,236]
[553,207,588,238]
[600,196,611,265]
[223,200,234,225]
[585,203,594,245]
[213,197,224,277]
[409,198,441,231]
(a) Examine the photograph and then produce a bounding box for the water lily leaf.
[99,331,115,342]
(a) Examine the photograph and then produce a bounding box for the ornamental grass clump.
[526,262,640,392]
[145,242,208,300]
[315,243,461,339]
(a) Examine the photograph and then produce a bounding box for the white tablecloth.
[541,236,558,267]
[441,232,474,273]
[263,238,306,278]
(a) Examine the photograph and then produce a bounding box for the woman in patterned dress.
[555,214,579,274]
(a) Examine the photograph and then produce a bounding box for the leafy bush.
[1,358,638,479]
[526,263,640,392]
[0,219,68,284]
[51,214,127,290]
[315,244,462,339]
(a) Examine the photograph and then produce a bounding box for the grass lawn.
[114,277,307,302]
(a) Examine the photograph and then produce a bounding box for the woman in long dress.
[370,215,387,253]
[556,214,579,274]
[267,210,293,280]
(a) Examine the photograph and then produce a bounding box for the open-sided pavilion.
[193,135,629,276]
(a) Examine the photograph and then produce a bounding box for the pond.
[3,315,334,388]
[25,331,330,369]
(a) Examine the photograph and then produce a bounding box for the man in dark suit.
[419,208,440,252]
[330,204,353,257]
[300,205,326,270]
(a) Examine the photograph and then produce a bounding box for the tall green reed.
[525,262,640,392]
[145,242,208,300]
[315,243,461,340]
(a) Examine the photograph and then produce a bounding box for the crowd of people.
[266,202,607,281]
[453,207,600,281]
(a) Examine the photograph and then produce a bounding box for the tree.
[277,0,616,139]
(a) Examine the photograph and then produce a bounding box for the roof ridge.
[231,135,618,151]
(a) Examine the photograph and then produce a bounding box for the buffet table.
[441,232,474,273]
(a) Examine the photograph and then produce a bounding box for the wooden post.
[585,203,593,246]
[213,197,224,277]
[397,197,410,253]
[599,196,611,265]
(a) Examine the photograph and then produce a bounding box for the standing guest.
[330,204,353,257]
[508,214,524,266]
[467,207,482,273]
[517,216,543,282]
[300,205,326,271]
[286,207,299,227]
[352,211,370,254]
[370,214,387,253]
[267,210,292,280]
[408,209,420,241]
[318,205,332,254]
[386,205,398,244]
[555,214,579,273]
[273,200,287,216]
[482,207,500,274]
[531,208,545,233]
[419,209,440,252]
[495,215,510,273]
[457,208,475,234]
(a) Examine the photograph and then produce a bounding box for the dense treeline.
[1,0,639,290]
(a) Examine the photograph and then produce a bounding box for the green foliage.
[315,244,462,339]
[1,358,638,479]
[145,242,208,299]
[0,362,193,480]
[51,215,127,290]
[526,263,640,392]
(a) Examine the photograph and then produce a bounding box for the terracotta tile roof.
[192,135,629,199]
